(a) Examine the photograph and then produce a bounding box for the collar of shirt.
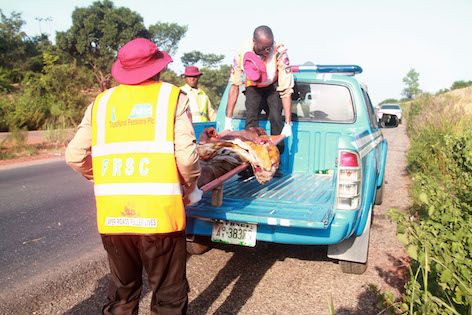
[184,84,204,95]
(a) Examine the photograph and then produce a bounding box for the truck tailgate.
[186,173,336,229]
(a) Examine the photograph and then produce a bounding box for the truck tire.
[340,261,367,274]
[374,184,383,205]
[392,116,399,127]
[186,236,211,255]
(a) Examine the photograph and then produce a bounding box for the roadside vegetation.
[0,1,230,160]
[374,87,472,314]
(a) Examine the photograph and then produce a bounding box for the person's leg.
[101,235,143,315]
[266,83,285,154]
[244,86,263,130]
[140,231,188,315]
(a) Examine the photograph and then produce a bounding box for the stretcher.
[200,134,285,195]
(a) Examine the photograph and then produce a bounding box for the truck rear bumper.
[185,174,360,245]
[185,209,358,245]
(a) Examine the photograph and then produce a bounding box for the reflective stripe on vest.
[239,40,280,88]
[91,82,185,234]
[180,85,208,122]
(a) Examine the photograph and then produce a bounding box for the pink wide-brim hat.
[243,52,267,83]
[112,38,173,85]
[182,66,202,76]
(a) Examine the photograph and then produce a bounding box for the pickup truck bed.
[186,173,338,243]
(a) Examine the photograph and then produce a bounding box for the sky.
[1,0,472,106]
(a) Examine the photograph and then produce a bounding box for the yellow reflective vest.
[91,81,185,234]
[238,40,284,88]
[180,84,209,122]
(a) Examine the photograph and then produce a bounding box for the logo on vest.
[122,205,137,217]
[109,103,155,128]
[129,103,153,119]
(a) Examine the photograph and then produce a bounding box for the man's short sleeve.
[229,46,244,86]
[276,44,294,98]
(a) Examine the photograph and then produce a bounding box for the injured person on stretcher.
[196,127,281,187]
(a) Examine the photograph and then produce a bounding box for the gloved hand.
[185,187,203,206]
[224,117,234,131]
[281,122,292,138]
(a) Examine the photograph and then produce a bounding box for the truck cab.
[187,65,387,274]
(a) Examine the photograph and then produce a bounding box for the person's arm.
[227,50,244,119]
[276,44,295,123]
[65,104,94,181]
[281,96,292,124]
[226,84,239,118]
[174,93,201,193]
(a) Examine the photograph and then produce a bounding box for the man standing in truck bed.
[225,25,294,153]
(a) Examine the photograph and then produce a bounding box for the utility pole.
[35,17,53,37]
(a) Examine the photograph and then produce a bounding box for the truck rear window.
[232,82,354,123]
[292,83,354,122]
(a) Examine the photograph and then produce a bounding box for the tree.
[56,1,188,91]
[198,65,231,109]
[148,22,187,56]
[0,10,48,83]
[450,80,472,91]
[402,68,421,99]
[379,98,399,106]
[180,50,229,109]
[56,1,149,91]
[181,51,224,68]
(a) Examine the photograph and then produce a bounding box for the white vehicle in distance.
[377,104,403,124]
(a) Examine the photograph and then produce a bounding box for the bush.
[451,80,472,91]
[0,62,96,131]
[0,67,13,92]
[388,93,472,314]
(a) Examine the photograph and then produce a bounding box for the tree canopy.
[148,22,187,56]
[0,10,48,84]
[181,51,225,68]
[56,0,150,91]
[55,1,189,91]
[402,68,421,99]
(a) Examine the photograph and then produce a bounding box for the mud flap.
[327,206,372,263]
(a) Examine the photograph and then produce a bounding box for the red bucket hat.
[243,52,267,83]
[182,66,202,77]
[112,38,173,85]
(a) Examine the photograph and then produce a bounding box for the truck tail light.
[336,150,361,210]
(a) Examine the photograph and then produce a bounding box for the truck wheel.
[340,261,367,274]
[374,184,383,205]
[393,116,399,127]
[186,236,211,255]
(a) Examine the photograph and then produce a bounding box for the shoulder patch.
[282,54,290,66]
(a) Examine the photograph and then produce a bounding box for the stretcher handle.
[200,134,285,194]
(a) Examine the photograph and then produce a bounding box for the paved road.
[0,160,100,290]
[0,124,410,314]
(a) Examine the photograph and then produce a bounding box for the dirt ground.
[0,124,410,314]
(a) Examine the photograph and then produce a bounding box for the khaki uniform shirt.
[181,84,217,122]
[229,40,295,98]
[65,87,201,192]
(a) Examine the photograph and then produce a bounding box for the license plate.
[211,221,257,247]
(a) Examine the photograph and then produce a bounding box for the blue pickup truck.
[186,65,387,274]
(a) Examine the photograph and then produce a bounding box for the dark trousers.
[101,231,188,315]
[244,82,285,154]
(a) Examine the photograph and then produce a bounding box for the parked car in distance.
[377,104,403,124]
